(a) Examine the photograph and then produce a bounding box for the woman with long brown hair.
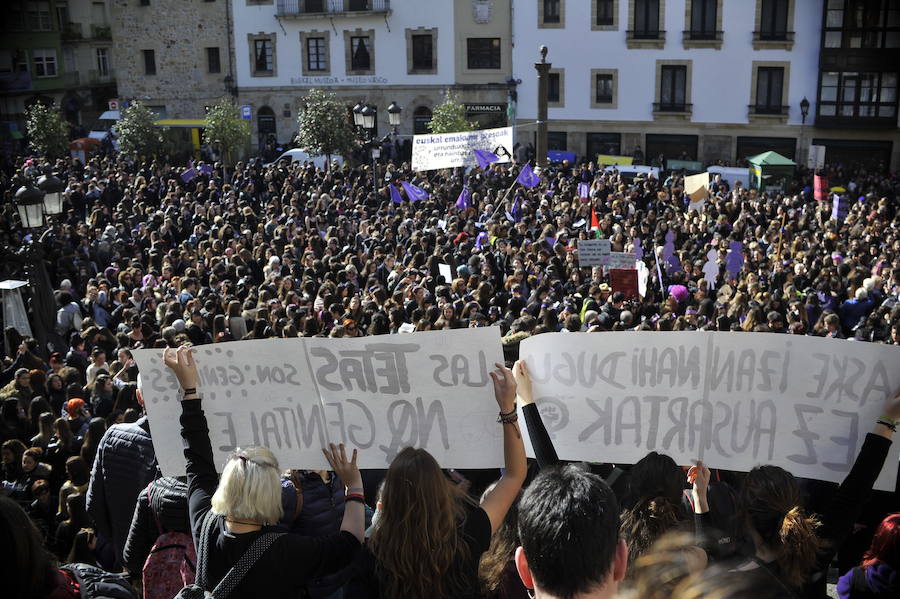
[351,362,527,599]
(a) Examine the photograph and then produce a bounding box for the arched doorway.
[257,106,277,157]
[413,106,432,134]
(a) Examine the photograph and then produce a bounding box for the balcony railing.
[63,71,80,86]
[88,69,115,84]
[653,102,692,114]
[276,0,390,17]
[61,21,83,39]
[91,25,111,40]
[627,29,664,40]
[753,30,795,42]
[749,104,789,116]
[683,30,723,41]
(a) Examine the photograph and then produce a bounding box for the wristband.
[497,408,516,423]
[182,388,197,396]
[345,495,366,504]
[498,412,519,425]
[876,417,898,432]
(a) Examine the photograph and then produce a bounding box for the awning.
[154,119,207,128]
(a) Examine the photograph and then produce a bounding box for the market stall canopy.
[747,151,796,190]
[69,137,101,150]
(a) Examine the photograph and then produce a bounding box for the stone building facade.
[110,0,233,119]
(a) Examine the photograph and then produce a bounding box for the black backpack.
[59,563,137,599]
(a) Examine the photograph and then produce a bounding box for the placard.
[577,239,611,267]
[133,329,505,475]
[411,126,513,171]
[607,252,636,270]
[519,332,900,490]
[808,145,826,170]
[610,269,639,300]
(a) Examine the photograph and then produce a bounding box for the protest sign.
[685,172,709,212]
[519,332,900,490]
[577,238,611,267]
[411,127,513,171]
[707,166,750,189]
[438,263,453,282]
[808,145,826,170]
[133,328,505,476]
[814,175,829,202]
[607,252,636,270]
[610,269,639,300]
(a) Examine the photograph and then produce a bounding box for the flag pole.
[775,210,787,261]
[499,161,530,205]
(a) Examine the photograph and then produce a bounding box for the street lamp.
[387,101,402,135]
[534,45,551,168]
[352,102,365,128]
[15,179,45,229]
[799,97,810,124]
[799,97,810,167]
[37,170,65,216]
[360,104,376,133]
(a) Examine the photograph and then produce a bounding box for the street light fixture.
[387,101,402,134]
[799,96,810,124]
[352,102,365,127]
[37,170,65,216]
[15,179,45,229]
[360,104,376,132]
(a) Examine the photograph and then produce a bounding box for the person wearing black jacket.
[123,476,191,574]
[164,345,365,598]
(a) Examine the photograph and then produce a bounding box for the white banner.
[411,126,513,171]
[133,329,505,476]
[520,332,900,490]
[577,239,611,267]
[808,145,826,170]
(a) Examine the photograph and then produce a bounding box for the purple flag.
[578,182,590,199]
[198,164,213,175]
[389,183,403,204]
[401,181,429,202]
[516,163,541,188]
[473,148,500,169]
[831,194,849,221]
[475,231,489,250]
[510,196,522,222]
[456,185,471,210]
[180,168,197,182]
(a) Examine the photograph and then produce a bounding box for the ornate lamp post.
[534,46,551,168]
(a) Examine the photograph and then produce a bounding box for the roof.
[746,151,796,166]
[154,119,207,128]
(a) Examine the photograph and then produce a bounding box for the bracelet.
[498,413,519,425]
[345,496,366,504]
[182,388,197,396]
[497,408,516,423]
[876,417,898,432]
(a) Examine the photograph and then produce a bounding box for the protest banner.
[607,252,636,270]
[133,328,505,476]
[577,238,611,267]
[597,155,633,166]
[808,145,826,170]
[610,269,639,300]
[684,172,709,212]
[519,332,900,490]
[814,175,829,202]
[411,127,513,171]
[707,166,750,189]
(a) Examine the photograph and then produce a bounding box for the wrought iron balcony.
[749,104,789,116]
[653,102,692,114]
[753,30,795,42]
[626,29,664,40]
[683,30,723,41]
[276,0,390,18]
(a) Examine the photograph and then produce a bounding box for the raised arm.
[164,345,218,538]
[322,442,365,543]
[480,362,527,534]
[514,361,560,469]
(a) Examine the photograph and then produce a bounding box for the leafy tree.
[25,102,68,158]
[204,97,250,166]
[427,90,476,134]
[116,101,163,158]
[295,88,355,167]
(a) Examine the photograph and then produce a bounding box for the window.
[305,0,324,11]
[33,49,57,78]
[254,39,273,73]
[690,0,718,39]
[819,71,898,119]
[27,1,52,31]
[140,0,150,5]
[755,67,784,113]
[413,106,432,134]
[824,0,900,49]
[143,49,156,75]
[206,47,221,74]
[759,0,789,40]
[411,34,433,71]
[596,0,614,26]
[96,47,109,77]
[543,0,561,24]
[0,50,14,73]
[659,65,687,111]
[587,132,622,157]
[306,38,326,72]
[548,72,560,103]
[350,36,371,71]
[467,38,501,69]
[633,0,660,38]
[547,131,568,151]
[56,1,70,30]
[595,73,613,103]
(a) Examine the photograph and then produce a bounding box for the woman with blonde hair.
[164,345,365,597]
[351,361,526,599]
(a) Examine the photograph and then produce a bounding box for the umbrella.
[829,186,846,193]
[69,137,101,150]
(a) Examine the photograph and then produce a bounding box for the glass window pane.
[826,10,843,27]
[878,105,896,117]
[819,104,836,116]
[825,32,842,47]
[821,86,838,101]
[840,105,855,116]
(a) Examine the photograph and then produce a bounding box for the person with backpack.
[164,344,366,598]
[124,476,194,599]
[837,512,900,599]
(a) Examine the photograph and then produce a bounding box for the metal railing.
[276,0,390,16]
[753,30,795,42]
[61,22,83,39]
[91,25,111,40]
[748,104,789,116]
[626,29,664,40]
[88,68,115,84]
[683,30,723,41]
[653,102,692,113]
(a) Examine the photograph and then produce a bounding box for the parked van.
[265,148,343,170]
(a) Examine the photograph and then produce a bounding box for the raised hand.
[163,345,199,393]
[512,360,534,405]
[687,460,711,514]
[322,442,362,489]
[489,362,517,413]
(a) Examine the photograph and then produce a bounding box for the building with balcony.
[110,0,232,122]
[1,0,116,151]
[233,0,512,151]
[514,0,898,171]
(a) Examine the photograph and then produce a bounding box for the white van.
[88,110,119,141]
[265,148,343,170]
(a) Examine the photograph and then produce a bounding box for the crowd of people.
[0,147,899,599]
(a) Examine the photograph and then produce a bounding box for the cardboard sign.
[610,269,639,300]
[607,252,636,270]
[577,239,612,267]
[808,145,826,170]
[133,329,505,476]
[519,332,900,490]
[685,172,709,211]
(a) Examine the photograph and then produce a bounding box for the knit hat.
[66,398,86,419]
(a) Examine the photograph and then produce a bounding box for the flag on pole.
[198,164,213,175]
[473,148,500,170]
[516,163,541,188]
[578,182,590,199]
[401,181,429,202]
[389,183,403,204]
[180,167,197,182]
[590,209,600,233]
[475,231,489,250]
[455,185,471,210]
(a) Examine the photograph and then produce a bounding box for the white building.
[512,0,829,166]
[232,0,514,150]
